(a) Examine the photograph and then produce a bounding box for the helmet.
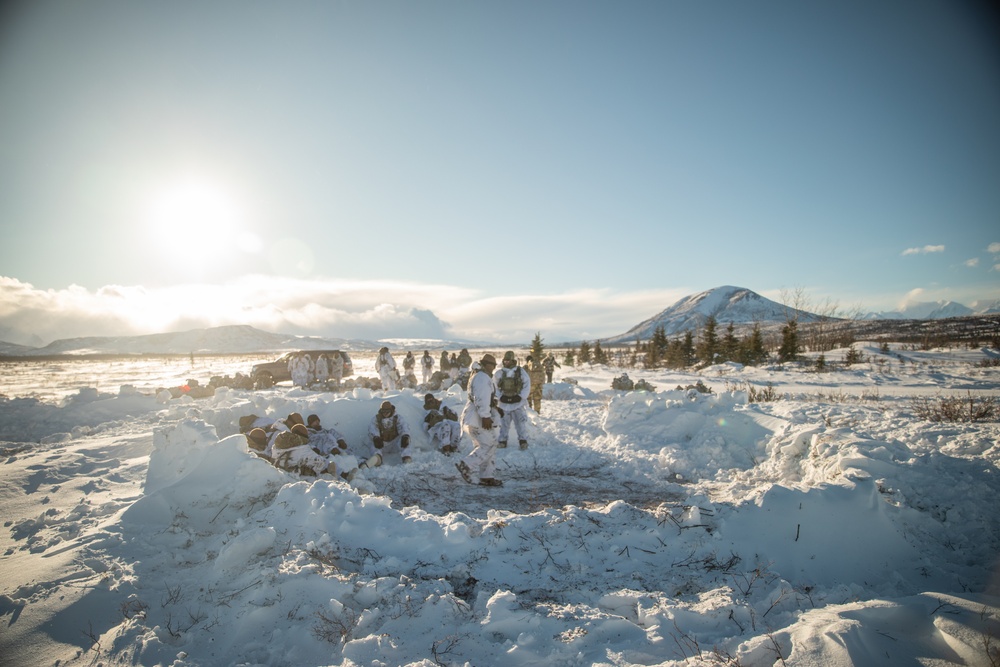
[502,351,517,366]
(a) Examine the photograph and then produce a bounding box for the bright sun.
[144,179,256,270]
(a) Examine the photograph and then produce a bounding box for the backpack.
[497,367,524,397]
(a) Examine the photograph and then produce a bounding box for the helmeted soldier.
[542,353,561,383]
[525,354,546,414]
[494,351,531,449]
[423,393,461,454]
[456,354,503,486]
[402,351,417,387]
[368,400,412,463]
[421,350,435,385]
[375,347,398,391]
[329,351,345,388]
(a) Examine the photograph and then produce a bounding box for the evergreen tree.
[697,315,719,365]
[644,325,669,368]
[682,331,695,367]
[739,323,768,366]
[563,348,576,367]
[721,321,739,363]
[593,340,608,365]
[815,353,827,371]
[630,340,640,368]
[578,340,592,365]
[530,332,544,362]
[664,332,695,369]
[778,319,800,363]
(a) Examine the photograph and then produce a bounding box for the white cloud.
[989,242,1000,254]
[898,288,926,308]
[964,258,980,268]
[901,245,945,256]
[0,276,683,347]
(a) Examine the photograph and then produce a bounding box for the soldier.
[314,353,331,386]
[402,351,417,387]
[456,354,503,486]
[368,400,413,463]
[494,351,531,449]
[525,354,546,414]
[423,393,461,454]
[421,350,435,385]
[270,424,338,476]
[305,414,348,455]
[289,353,311,387]
[542,353,561,383]
[329,351,345,388]
[375,347,398,391]
[306,414,360,481]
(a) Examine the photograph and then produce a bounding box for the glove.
[496,408,504,418]
[401,435,410,448]
[481,417,493,429]
[337,439,348,450]
[373,437,384,449]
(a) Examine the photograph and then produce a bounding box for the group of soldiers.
[245,348,564,489]
[288,351,347,388]
[375,347,480,391]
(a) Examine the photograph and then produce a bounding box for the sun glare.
[144,179,251,269]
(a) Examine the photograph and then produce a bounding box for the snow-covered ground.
[1,343,998,666]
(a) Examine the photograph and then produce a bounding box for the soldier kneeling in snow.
[266,424,335,476]
[306,414,361,480]
[423,393,461,455]
[368,401,413,464]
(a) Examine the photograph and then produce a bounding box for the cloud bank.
[0,276,686,347]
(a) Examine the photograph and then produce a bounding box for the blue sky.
[1,0,998,345]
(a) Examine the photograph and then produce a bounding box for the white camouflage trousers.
[498,405,529,444]
[461,423,499,480]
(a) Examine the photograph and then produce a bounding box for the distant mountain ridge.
[1,325,368,357]
[603,286,823,343]
[0,325,492,357]
[864,299,996,320]
[2,287,997,355]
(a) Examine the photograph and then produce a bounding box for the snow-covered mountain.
[865,300,975,320]
[970,298,1000,315]
[604,286,825,343]
[0,326,495,357]
[2,325,366,356]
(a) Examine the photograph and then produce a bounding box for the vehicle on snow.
[250,350,354,388]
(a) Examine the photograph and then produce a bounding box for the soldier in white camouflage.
[494,351,531,449]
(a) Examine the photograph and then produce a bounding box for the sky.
[1,0,999,346]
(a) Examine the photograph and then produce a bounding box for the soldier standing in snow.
[456,354,503,486]
[542,353,561,383]
[289,353,311,387]
[421,351,435,385]
[402,351,417,387]
[494,351,531,449]
[525,354,545,414]
[329,351,345,388]
[314,354,331,386]
[368,400,413,463]
[375,347,398,391]
[439,351,451,386]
